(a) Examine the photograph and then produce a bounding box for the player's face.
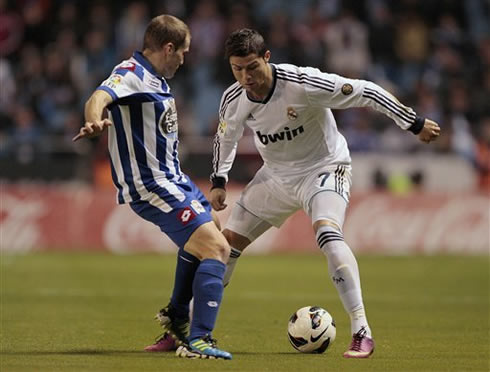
[229,51,272,99]
[162,35,190,79]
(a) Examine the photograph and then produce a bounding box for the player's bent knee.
[222,229,250,251]
[185,222,230,262]
[207,235,230,262]
[186,239,229,262]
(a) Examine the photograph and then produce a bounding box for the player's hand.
[210,188,227,211]
[418,119,440,144]
[72,119,112,142]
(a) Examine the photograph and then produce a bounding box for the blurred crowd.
[0,0,489,188]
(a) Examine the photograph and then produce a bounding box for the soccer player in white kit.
[210,29,441,358]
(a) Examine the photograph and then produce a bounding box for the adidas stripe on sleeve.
[299,67,424,133]
[211,83,245,184]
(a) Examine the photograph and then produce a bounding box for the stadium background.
[1,0,488,253]
[1,1,489,371]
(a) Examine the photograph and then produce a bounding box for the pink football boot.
[343,328,375,358]
[144,332,177,352]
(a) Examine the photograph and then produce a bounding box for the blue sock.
[189,259,226,340]
[169,249,200,319]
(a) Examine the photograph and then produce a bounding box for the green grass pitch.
[1,252,488,371]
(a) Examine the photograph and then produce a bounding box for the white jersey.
[211,63,423,181]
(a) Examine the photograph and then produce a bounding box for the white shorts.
[225,164,351,242]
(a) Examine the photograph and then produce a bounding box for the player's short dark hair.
[224,29,267,59]
[143,15,189,52]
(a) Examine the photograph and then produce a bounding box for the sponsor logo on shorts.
[207,301,218,307]
[177,207,196,225]
[190,200,205,214]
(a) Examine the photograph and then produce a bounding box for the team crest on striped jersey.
[287,106,298,120]
[160,99,178,134]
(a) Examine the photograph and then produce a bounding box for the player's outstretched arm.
[210,188,228,211]
[73,90,113,142]
[417,119,441,144]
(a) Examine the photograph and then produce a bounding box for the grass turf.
[1,253,488,371]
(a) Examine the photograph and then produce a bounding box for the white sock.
[316,225,372,337]
[223,247,242,287]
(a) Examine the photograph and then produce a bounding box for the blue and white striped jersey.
[97,51,188,208]
[212,63,425,181]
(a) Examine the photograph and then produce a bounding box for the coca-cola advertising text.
[1,184,488,254]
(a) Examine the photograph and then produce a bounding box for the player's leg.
[222,203,272,286]
[144,244,199,352]
[129,195,203,352]
[149,246,199,350]
[163,180,231,359]
[222,167,298,286]
[175,220,232,359]
[178,209,221,322]
[222,229,248,286]
[309,191,374,358]
[131,184,231,358]
[162,206,262,352]
[181,208,266,330]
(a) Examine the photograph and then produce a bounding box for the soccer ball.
[287,306,336,353]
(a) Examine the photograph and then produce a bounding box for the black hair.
[224,28,267,59]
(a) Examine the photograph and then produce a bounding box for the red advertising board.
[1,184,488,254]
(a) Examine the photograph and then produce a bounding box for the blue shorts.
[129,179,213,248]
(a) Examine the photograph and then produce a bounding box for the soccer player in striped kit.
[73,15,232,360]
[210,29,440,358]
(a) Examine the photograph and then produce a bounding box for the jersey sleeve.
[303,67,424,133]
[96,62,145,101]
[210,90,245,184]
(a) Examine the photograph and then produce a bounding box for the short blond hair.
[143,14,189,51]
